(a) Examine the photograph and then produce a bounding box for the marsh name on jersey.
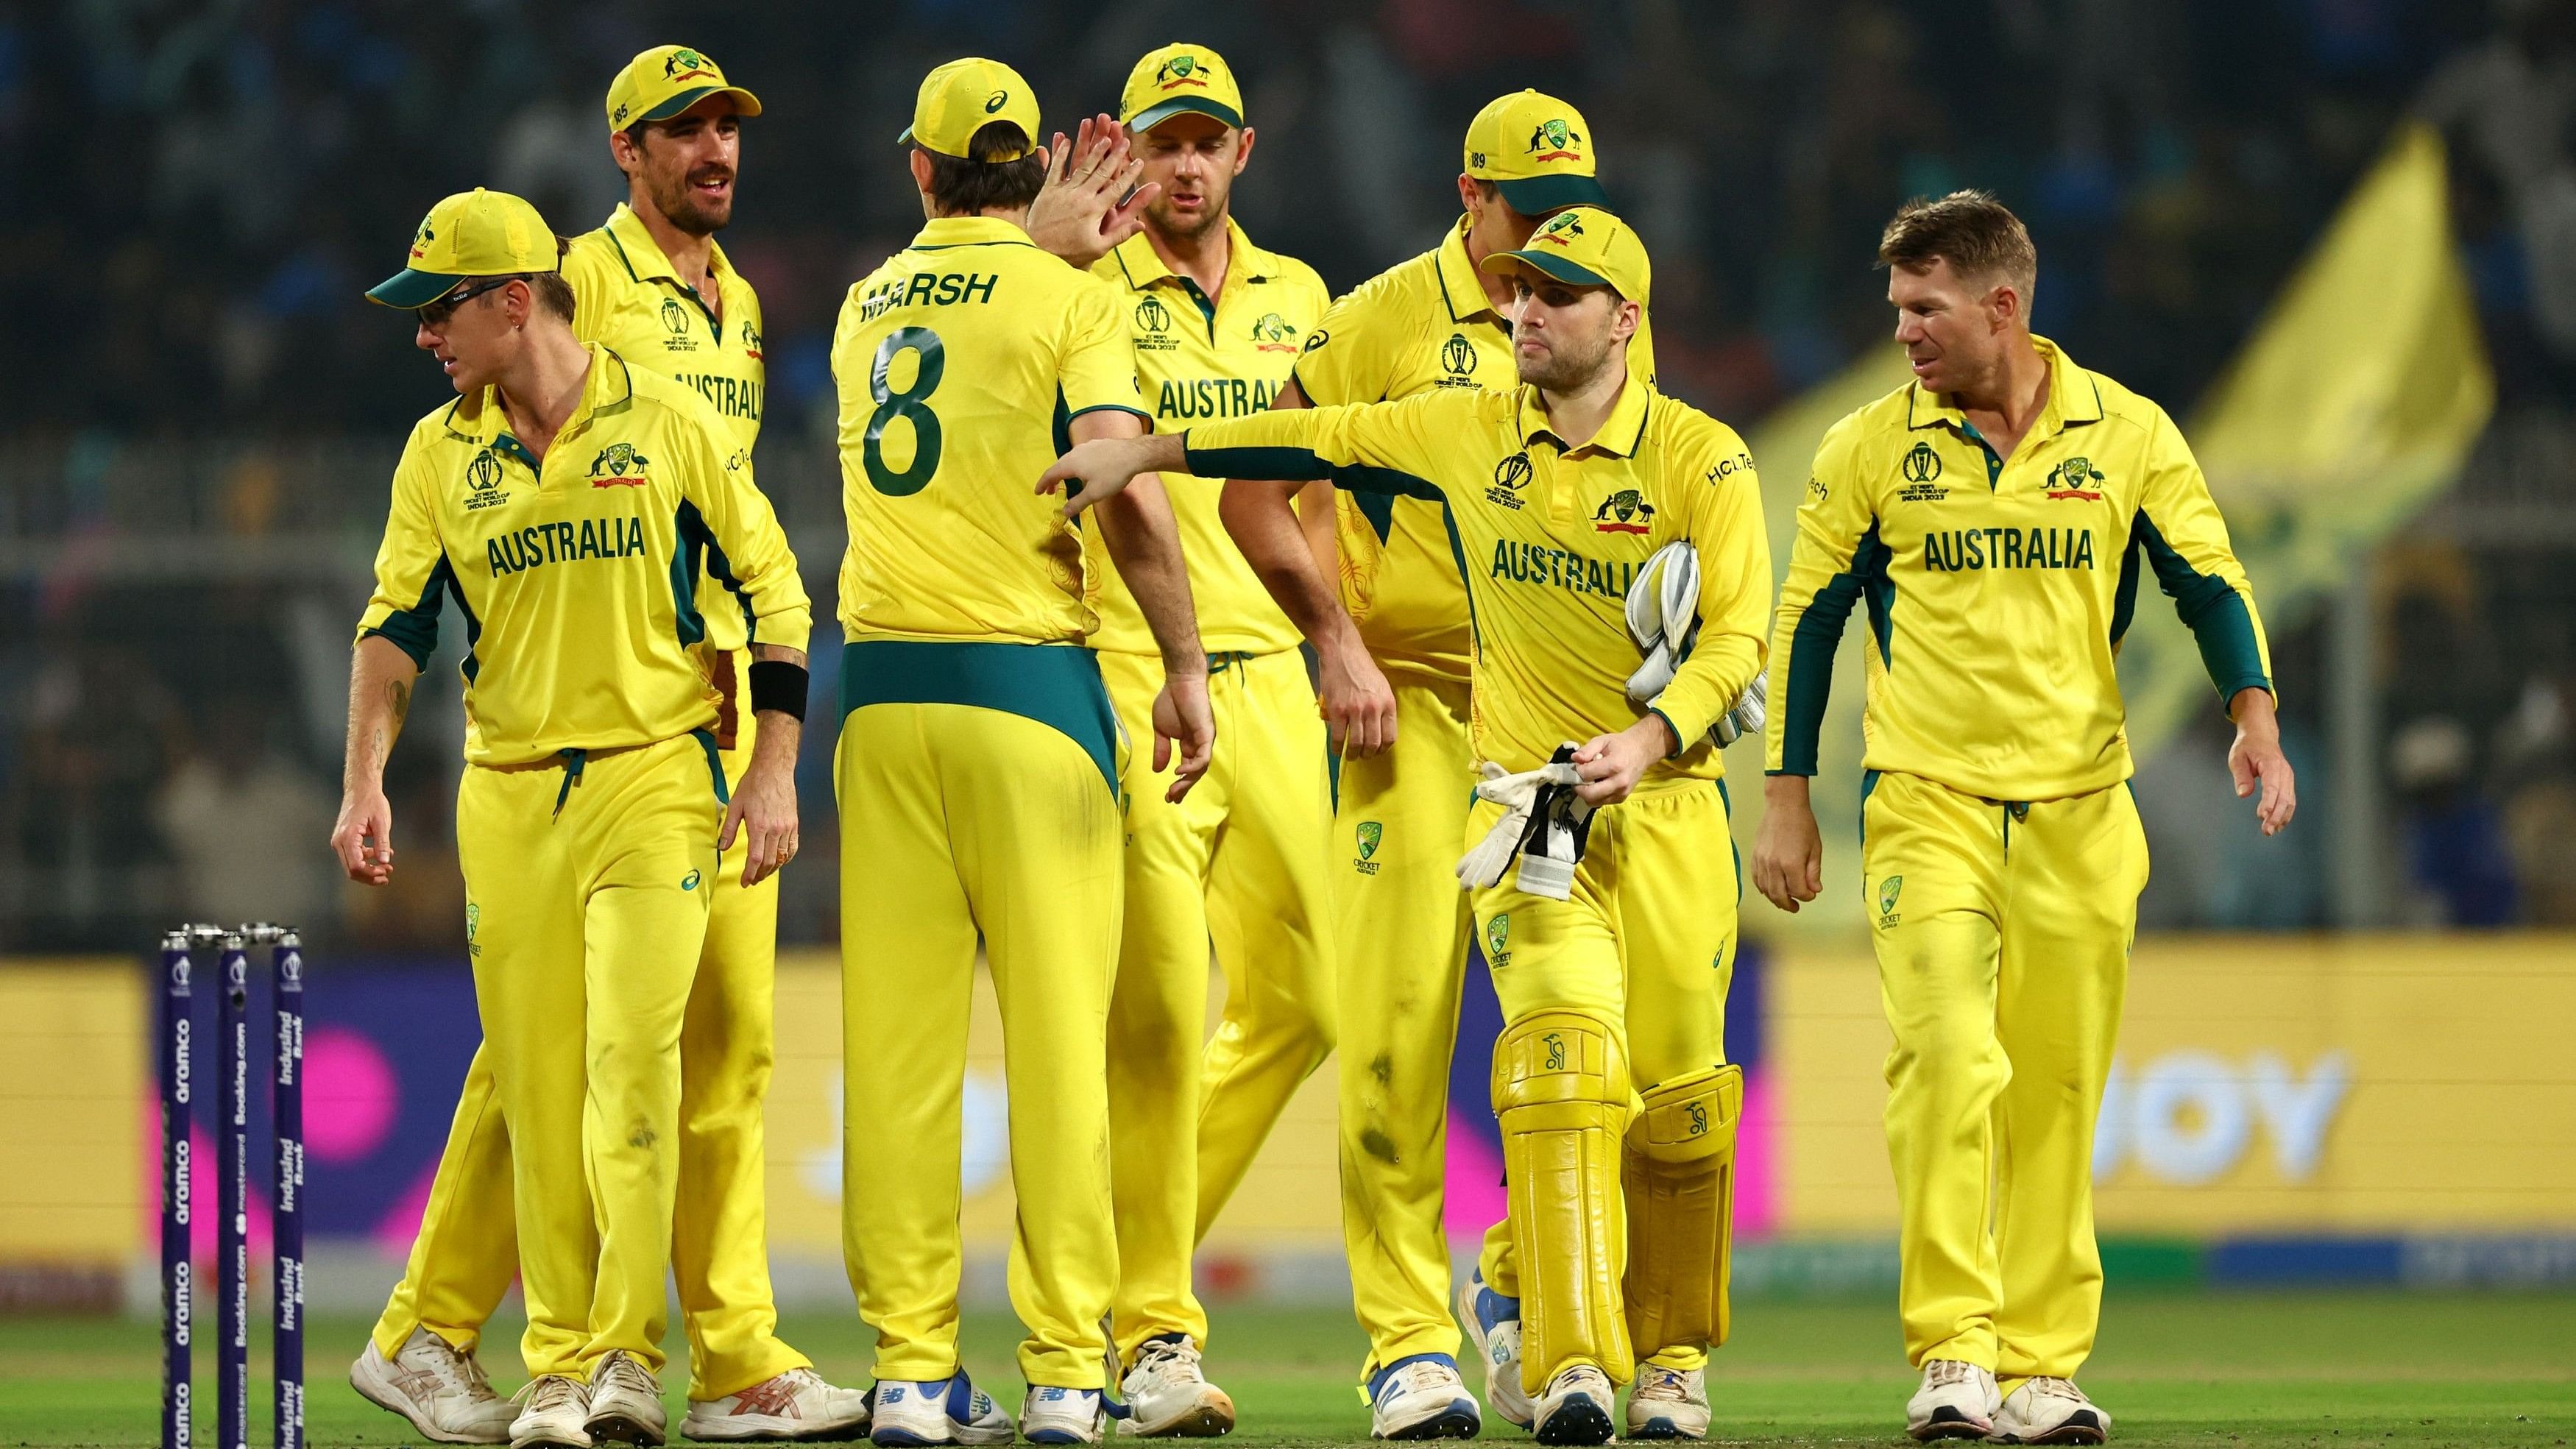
[858,271,1002,322]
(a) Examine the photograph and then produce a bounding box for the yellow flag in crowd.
[2118,120,2495,749]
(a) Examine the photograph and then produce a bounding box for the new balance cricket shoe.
[681,1367,874,1442]
[509,1374,594,1449]
[1454,1270,1533,1430]
[1117,1334,1235,1436]
[1531,1365,1616,1446]
[1366,1354,1480,1440]
[350,1328,517,1443]
[584,1351,667,1446]
[1903,1359,2000,1442]
[1021,1386,1108,1445]
[1624,1363,1709,1439]
[1991,1377,2111,1445]
[868,1375,1013,1446]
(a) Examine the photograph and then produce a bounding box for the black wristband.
[747,659,808,722]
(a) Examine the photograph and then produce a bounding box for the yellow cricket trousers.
[372,655,807,1399]
[1097,647,1337,1361]
[1471,779,1737,1381]
[836,640,1127,1389]
[1332,671,1476,1377]
[450,731,721,1379]
[1863,769,2147,1384]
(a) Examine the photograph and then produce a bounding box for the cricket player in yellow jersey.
[331,188,813,1449]
[1068,46,1333,1435]
[1262,91,1665,1438]
[1753,193,2296,1445]
[833,60,1214,1449]
[355,51,869,1445]
[1047,208,1767,1449]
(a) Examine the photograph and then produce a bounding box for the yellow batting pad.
[1621,1063,1743,1358]
[1493,1010,1634,1393]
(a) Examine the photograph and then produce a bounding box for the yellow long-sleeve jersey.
[356,345,812,766]
[1184,379,1768,783]
[1764,337,2272,801]
[1289,216,1660,685]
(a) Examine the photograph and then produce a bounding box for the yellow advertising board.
[1775,934,2576,1233]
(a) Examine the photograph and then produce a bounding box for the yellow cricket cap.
[366,189,558,309]
[1462,89,1608,215]
[1119,43,1244,132]
[1481,205,1651,305]
[899,58,1041,160]
[604,45,762,135]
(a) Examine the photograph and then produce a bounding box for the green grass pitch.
[4,1292,2571,1447]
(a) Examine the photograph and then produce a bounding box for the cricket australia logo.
[1354,821,1383,876]
[589,442,651,486]
[464,447,510,511]
[409,216,436,260]
[1593,488,1655,535]
[663,48,712,80]
[1526,118,1584,162]
[1154,54,1210,89]
[1532,211,1586,247]
[1485,450,1533,510]
[740,319,763,360]
[1876,874,1904,930]
[1250,312,1298,352]
[1485,913,1512,968]
[2046,456,2106,500]
[464,902,481,958]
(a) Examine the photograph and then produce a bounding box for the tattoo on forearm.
[387,679,411,730]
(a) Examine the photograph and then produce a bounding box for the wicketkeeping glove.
[1623,538,1765,748]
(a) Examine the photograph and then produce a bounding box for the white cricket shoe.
[1117,1335,1234,1437]
[1454,1271,1533,1430]
[350,1328,517,1444]
[682,1367,874,1442]
[869,1375,1013,1446]
[1904,1359,1999,1442]
[509,1374,594,1449]
[1021,1386,1108,1445]
[1366,1353,1480,1440]
[1625,1363,1709,1439]
[584,1351,666,1446]
[1532,1364,1616,1446]
[1992,1377,2110,1445]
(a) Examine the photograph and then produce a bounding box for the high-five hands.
[1025,115,1160,269]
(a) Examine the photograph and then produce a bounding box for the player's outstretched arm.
[333,634,418,887]
[1751,773,1826,913]
[1025,116,1161,269]
[1219,468,1396,758]
[721,642,807,886]
[1038,431,1187,518]
[2226,686,2297,835]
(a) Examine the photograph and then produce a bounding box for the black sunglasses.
[417,274,531,326]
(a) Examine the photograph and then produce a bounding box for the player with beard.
[1071,44,1334,1436]
[352,46,870,1446]
[1043,208,1768,1448]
